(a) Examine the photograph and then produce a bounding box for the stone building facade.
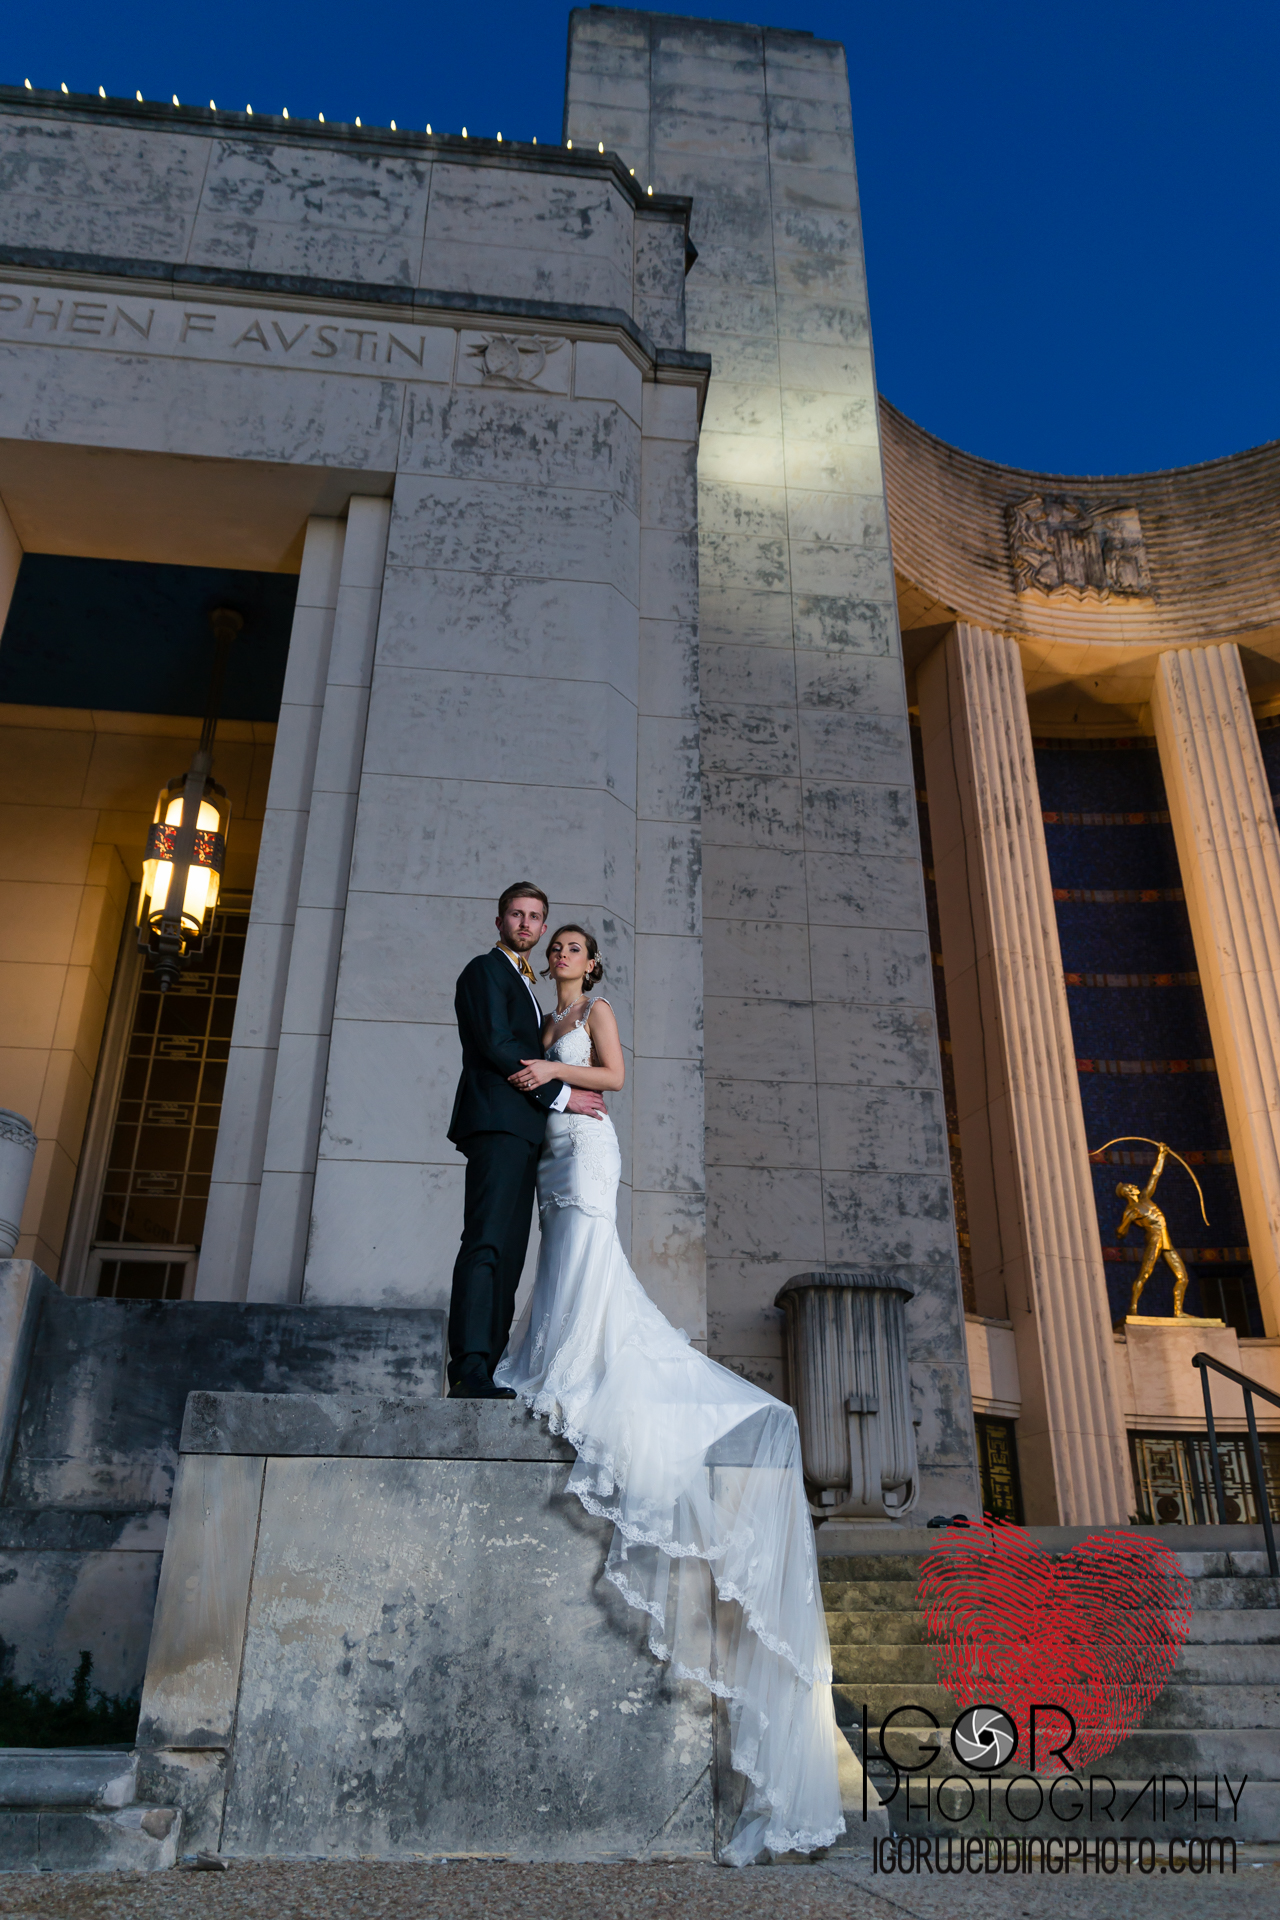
[1,5,1278,1566]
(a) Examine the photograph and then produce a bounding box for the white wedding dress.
[494,1007,844,1865]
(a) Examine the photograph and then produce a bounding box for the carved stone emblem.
[466,333,564,390]
[1006,494,1152,599]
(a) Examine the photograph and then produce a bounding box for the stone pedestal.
[776,1270,918,1521]
[139,1394,718,1861]
[0,1112,36,1257]
[1153,642,1280,1337]
[1117,1317,1259,1429]
[917,624,1132,1525]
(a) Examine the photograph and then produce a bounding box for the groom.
[446,882,605,1398]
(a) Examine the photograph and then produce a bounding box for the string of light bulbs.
[21,84,657,186]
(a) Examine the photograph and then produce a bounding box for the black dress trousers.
[448,1130,542,1382]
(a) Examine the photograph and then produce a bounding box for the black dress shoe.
[449,1369,516,1400]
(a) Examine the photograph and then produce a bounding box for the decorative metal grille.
[974,1415,1023,1523]
[1131,1429,1280,1525]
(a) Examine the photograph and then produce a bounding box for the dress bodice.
[546,1007,600,1068]
[539,1002,618,1222]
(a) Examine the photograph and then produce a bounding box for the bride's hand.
[510,1057,557,1092]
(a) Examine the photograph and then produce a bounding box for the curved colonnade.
[881,399,1280,1521]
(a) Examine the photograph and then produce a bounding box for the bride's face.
[546,933,590,990]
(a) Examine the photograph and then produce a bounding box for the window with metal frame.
[78,900,248,1300]
[974,1414,1023,1523]
[1130,1428,1280,1525]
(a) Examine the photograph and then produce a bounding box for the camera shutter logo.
[952,1705,1018,1770]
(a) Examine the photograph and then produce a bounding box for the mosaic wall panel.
[1035,739,1261,1335]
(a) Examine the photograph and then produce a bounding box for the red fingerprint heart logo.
[918,1522,1192,1770]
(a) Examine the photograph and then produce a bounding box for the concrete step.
[821,1582,929,1612]
[0,1805,181,1871]
[874,1775,1276,1844]
[1179,1577,1280,1610]
[835,1681,1280,1741]
[832,1681,1280,1743]
[1175,1644,1280,1680]
[1185,1608,1280,1644]
[833,1684,955,1724]
[1128,1684,1280,1730]
[845,1714,1280,1782]
[820,1576,1280,1615]
[0,1749,137,1809]
[825,1610,927,1646]
[819,1555,928,1583]
[1170,1553,1280,1580]
[0,1749,181,1871]
[821,1605,1280,1651]
[828,1641,1280,1686]
[1105,1689,1280,1735]
[1085,1726,1280,1778]
[831,1644,939,1684]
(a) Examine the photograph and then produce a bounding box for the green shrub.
[0,1651,139,1747]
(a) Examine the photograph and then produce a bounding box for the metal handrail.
[1191,1352,1279,1576]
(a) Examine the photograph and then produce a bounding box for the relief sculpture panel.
[1007,492,1152,599]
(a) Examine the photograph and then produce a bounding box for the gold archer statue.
[1089,1136,1214,1324]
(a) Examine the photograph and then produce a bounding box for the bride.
[499,925,844,1866]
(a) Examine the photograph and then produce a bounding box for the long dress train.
[494,1009,844,1864]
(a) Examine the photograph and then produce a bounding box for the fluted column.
[248,499,391,1304]
[918,625,1131,1524]
[1153,643,1280,1336]
[197,516,346,1299]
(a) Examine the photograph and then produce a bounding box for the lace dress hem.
[495,1003,843,1864]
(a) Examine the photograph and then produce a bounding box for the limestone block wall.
[0,108,643,317]
[298,342,697,1322]
[567,8,977,1508]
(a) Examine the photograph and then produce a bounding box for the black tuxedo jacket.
[447,948,565,1147]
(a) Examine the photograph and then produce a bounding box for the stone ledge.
[816,1522,1277,1557]
[0,1748,135,1810]
[0,1803,181,1872]
[179,1391,577,1462]
[0,85,695,220]
[0,1508,168,1551]
[0,250,711,395]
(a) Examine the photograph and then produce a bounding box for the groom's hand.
[565,1089,607,1119]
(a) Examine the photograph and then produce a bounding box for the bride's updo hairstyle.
[542,924,604,988]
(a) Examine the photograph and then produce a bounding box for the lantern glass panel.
[142,792,223,934]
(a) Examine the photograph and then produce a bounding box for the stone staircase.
[0,1748,181,1870]
[820,1537,1280,1844]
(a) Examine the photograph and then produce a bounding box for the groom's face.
[496,897,547,954]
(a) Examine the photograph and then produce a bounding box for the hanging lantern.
[137,758,231,990]
[137,607,242,992]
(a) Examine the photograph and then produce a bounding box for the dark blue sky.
[9,2,1278,476]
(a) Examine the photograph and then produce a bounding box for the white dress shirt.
[496,945,571,1112]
